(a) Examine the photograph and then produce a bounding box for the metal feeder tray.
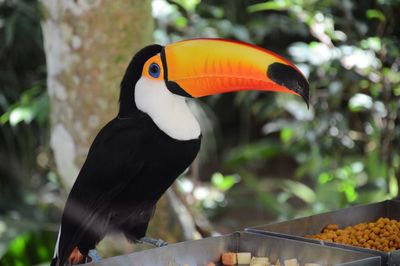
[246,200,400,266]
[87,231,380,266]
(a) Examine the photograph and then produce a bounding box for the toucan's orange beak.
[161,38,309,106]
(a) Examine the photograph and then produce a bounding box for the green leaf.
[9,106,34,126]
[348,93,373,112]
[366,9,386,21]
[361,37,382,51]
[280,127,294,143]
[211,172,239,192]
[173,0,201,12]
[175,16,188,27]
[389,174,398,197]
[281,179,316,204]
[339,181,358,202]
[0,87,48,126]
[248,0,291,12]
[318,172,332,184]
[7,234,29,257]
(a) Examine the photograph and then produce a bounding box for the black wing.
[54,117,147,265]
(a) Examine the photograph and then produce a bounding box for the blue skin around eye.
[149,63,160,78]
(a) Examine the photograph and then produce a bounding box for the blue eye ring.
[148,63,160,78]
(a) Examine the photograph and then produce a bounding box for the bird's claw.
[88,249,102,262]
[139,236,168,247]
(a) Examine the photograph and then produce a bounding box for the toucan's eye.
[148,63,160,78]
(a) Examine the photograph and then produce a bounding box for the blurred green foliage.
[0,0,55,265]
[0,0,400,264]
[153,0,400,226]
[1,230,54,266]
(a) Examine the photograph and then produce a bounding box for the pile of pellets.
[305,217,400,252]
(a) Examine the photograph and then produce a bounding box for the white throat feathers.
[134,76,201,141]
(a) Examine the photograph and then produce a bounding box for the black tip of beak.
[267,62,310,109]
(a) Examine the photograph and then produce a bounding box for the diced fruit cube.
[221,252,237,265]
[237,252,251,264]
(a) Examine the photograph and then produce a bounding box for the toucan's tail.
[50,226,61,266]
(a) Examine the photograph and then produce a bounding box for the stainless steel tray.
[87,232,380,266]
[246,200,400,265]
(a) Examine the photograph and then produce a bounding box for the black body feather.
[53,113,200,265]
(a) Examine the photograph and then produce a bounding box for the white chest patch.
[134,76,201,141]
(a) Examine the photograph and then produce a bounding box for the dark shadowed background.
[0,0,399,265]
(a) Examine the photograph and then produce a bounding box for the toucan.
[51,38,309,266]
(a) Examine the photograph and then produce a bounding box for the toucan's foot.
[139,236,168,247]
[88,249,102,262]
[69,247,85,265]
[67,247,101,265]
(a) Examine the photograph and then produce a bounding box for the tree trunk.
[39,0,206,258]
[39,0,153,189]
